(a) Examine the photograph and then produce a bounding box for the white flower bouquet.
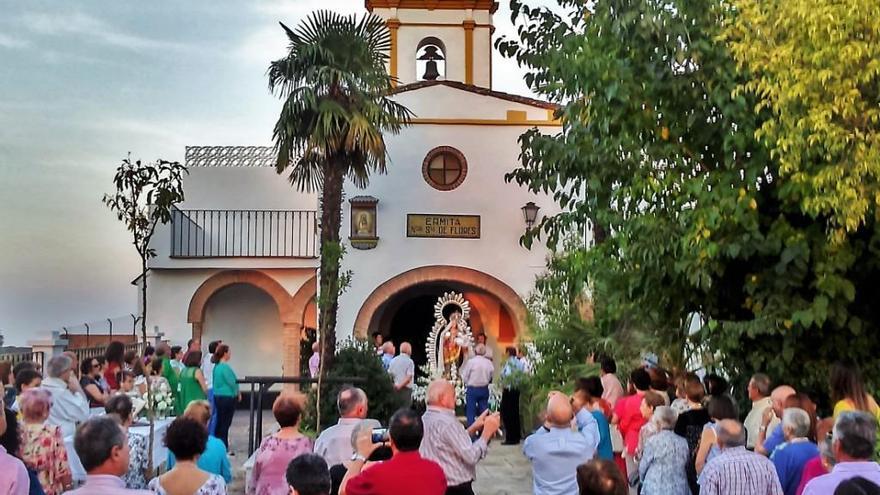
[145,379,173,419]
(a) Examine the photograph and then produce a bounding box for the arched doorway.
[202,283,283,377]
[188,270,316,378]
[353,266,528,369]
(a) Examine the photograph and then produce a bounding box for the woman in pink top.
[599,357,625,407]
[249,393,313,495]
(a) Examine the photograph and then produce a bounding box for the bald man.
[756,385,796,456]
[523,391,600,495]
[421,379,501,494]
[388,342,415,407]
[380,342,396,371]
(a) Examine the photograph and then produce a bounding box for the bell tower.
[366,0,498,88]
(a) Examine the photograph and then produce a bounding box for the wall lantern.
[521,201,540,229]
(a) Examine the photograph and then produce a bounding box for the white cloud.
[0,33,29,49]
[236,0,363,66]
[20,11,191,53]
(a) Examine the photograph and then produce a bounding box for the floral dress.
[148,473,226,494]
[123,429,149,489]
[249,435,314,495]
[20,423,71,495]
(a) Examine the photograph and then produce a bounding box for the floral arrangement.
[144,379,173,419]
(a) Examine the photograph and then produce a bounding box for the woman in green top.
[211,344,240,449]
[158,344,181,415]
[178,351,208,414]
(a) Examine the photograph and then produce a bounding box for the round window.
[422,146,467,191]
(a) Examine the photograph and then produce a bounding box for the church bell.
[418,45,444,81]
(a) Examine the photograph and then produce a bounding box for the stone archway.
[352,265,529,342]
[188,270,316,377]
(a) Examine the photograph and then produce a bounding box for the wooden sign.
[407,214,480,239]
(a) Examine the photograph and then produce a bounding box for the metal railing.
[238,375,367,456]
[170,209,318,258]
[0,351,45,369]
[70,342,145,363]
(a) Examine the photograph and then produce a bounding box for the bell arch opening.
[416,36,446,81]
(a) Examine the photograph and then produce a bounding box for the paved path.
[224,411,533,494]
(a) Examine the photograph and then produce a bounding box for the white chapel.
[142,0,563,377]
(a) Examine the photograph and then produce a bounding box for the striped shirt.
[699,446,783,495]
[420,406,489,486]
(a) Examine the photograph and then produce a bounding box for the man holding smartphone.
[339,409,447,495]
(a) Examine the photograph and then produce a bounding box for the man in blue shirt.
[771,408,819,495]
[523,391,600,495]
[380,342,395,370]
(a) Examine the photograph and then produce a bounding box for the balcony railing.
[171,209,318,258]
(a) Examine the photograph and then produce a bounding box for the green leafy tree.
[724,0,880,235]
[103,155,187,470]
[268,12,412,396]
[497,0,880,402]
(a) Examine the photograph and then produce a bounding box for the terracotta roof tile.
[390,80,559,110]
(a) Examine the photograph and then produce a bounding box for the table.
[65,417,173,482]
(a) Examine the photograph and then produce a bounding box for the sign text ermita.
[406,214,480,239]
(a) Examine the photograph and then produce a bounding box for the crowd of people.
[0,337,242,494]
[4,337,880,495]
[526,357,880,495]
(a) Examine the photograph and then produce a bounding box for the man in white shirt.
[459,344,495,427]
[388,342,415,407]
[40,354,89,438]
[744,373,775,449]
[314,387,380,467]
[201,339,222,435]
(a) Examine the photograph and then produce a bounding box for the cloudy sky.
[0,0,547,345]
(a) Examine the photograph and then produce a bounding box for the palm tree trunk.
[315,161,344,432]
[318,161,345,371]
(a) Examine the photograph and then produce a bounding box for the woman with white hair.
[770,407,819,495]
[639,406,690,495]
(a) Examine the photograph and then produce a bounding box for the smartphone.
[371,427,389,443]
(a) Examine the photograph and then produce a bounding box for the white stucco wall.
[395,84,552,121]
[202,283,284,378]
[335,85,562,341]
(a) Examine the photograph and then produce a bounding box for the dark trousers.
[465,386,490,426]
[214,395,236,449]
[500,387,521,443]
[446,482,475,495]
[396,387,413,408]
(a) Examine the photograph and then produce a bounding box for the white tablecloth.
[65,417,173,482]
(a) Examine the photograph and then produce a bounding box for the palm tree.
[268,11,411,377]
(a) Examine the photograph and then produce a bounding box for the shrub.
[303,339,400,431]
